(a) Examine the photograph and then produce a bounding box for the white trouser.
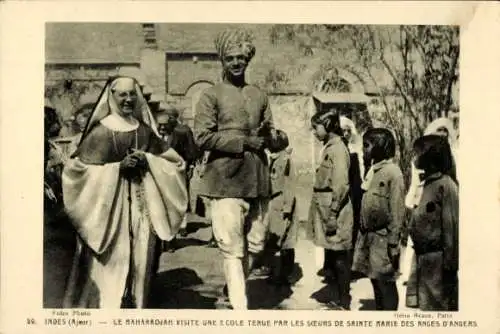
[210,197,269,309]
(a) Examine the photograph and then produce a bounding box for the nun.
[62,76,188,308]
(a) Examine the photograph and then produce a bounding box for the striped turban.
[214,29,256,61]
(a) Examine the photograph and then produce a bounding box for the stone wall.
[166,58,219,95]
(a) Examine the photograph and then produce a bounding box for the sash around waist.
[313,187,333,193]
[217,128,251,136]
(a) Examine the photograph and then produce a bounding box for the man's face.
[157,114,178,136]
[342,125,352,142]
[363,139,374,164]
[222,51,248,78]
[111,79,137,116]
[76,109,91,131]
[46,110,61,138]
[413,150,427,171]
[435,126,449,139]
[312,123,327,142]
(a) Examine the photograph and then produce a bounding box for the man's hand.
[325,227,337,237]
[244,136,265,151]
[324,216,337,237]
[283,211,292,221]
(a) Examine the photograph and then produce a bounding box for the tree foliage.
[269,24,459,186]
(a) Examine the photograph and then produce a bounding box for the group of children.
[262,110,458,312]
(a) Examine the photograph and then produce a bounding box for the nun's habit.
[62,77,188,308]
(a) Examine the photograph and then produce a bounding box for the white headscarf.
[79,76,160,146]
[405,117,458,208]
[340,116,365,180]
[424,117,457,149]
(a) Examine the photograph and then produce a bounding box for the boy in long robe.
[156,107,199,251]
[408,135,459,311]
[403,117,458,307]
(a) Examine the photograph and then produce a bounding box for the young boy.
[251,131,297,284]
[408,135,458,311]
[310,110,354,310]
[352,128,405,311]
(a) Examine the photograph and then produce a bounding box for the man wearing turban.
[194,28,287,310]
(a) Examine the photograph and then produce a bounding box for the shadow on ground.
[358,298,377,310]
[172,237,209,251]
[310,284,340,305]
[247,262,303,310]
[185,221,211,235]
[149,267,217,309]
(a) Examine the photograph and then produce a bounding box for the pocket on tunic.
[214,157,245,178]
[314,192,333,223]
[363,188,391,231]
[370,232,393,274]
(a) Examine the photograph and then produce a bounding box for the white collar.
[100,114,139,132]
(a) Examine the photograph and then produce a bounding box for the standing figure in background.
[310,111,354,310]
[193,29,286,310]
[62,76,188,308]
[339,116,364,252]
[63,103,94,160]
[45,102,65,191]
[408,135,459,311]
[156,106,200,252]
[352,128,405,311]
[252,131,298,286]
[44,102,77,308]
[403,117,458,307]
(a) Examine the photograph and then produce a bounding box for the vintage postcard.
[1,1,499,333]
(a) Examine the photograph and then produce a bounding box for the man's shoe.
[163,240,176,253]
[179,228,189,238]
[267,275,291,287]
[206,238,218,248]
[320,301,346,310]
[252,266,272,277]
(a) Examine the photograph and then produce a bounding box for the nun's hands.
[120,149,149,182]
[120,155,139,170]
[130,149,148,168]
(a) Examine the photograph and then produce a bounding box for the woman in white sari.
[403,117,458,307]
[62,76,188,308]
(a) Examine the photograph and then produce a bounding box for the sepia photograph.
[43,22,460,312]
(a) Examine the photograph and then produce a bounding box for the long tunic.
[62,122,188,308]
[310,136,353,251]
[348,152,363,249]
[194,82,278,199]
[163,123,199,213]
[164,123,199,168]
[408,173,459,311]
[268,150,297,250]
[352,160,405,281]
